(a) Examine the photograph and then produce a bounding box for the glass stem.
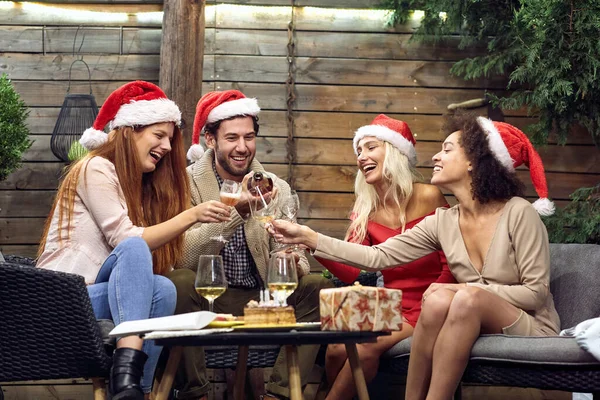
[208,299,214,313]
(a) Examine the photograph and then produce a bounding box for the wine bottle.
[247,171,274,197]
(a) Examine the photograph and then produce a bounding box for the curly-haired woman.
[271,111,559,400]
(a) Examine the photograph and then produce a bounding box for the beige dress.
[314,197,560,336]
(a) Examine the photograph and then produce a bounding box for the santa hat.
[79,81,181,150]
[477,117,555,216]
[187,90,260,162]
[353,114,417,166]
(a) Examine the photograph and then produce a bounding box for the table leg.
[285,345,303,400]
[345,343,369,400]
[152,346,182,400]
[234,345,249,400]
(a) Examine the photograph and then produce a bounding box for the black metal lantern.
[51,59,98,162]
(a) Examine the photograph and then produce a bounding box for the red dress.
[316,210,456,327]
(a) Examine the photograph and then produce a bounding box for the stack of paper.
[109,311,217,337]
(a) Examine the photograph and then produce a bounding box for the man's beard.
[215,146,252,177]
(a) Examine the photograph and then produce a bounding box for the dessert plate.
[232,322,321,332]
[206,320,245,328]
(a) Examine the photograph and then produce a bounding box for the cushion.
[549,244,600,329]
[384,335,599,367]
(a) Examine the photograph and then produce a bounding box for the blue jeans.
[87,237,177,393]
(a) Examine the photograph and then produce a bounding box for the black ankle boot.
[109,347,148,400]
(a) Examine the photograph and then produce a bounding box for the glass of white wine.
[267,252,298,307]
[210,179,242,243]
[195,255,228,313]
[249,188,279,228]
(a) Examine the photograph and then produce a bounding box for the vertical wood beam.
[159,0,205,149]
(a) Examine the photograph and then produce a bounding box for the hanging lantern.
[51,59,98,163]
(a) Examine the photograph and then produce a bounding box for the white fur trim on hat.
[353,125,417,166]
[186,144,205,163]
[532,197,555,216]
[207,98,260,124]
[80,127,107,150]
[477,116,514,172]
[110,98,182,130]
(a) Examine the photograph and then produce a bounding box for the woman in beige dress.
[270,112,560,400]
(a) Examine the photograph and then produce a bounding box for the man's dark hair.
[204,115,260,137]
[442,111,525,204]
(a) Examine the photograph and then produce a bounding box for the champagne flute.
[195,255,228,313]
[210,179,242,243]
[267,252,298,307]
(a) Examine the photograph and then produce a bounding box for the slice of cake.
[244,300,296,326]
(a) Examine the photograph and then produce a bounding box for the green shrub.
[0,73,32,181]
[542,185,600,244]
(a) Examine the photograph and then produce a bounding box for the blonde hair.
[37,124,190,276]
[346,141,422,243]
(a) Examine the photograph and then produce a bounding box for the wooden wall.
[1,0,598,259]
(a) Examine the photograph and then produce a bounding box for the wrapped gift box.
[319,284,403,331]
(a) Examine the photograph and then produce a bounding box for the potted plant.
[0,73,33,261]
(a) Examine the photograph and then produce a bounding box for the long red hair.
[38,124,190,276]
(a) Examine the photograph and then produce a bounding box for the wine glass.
[195,255,228,313]
[267,252,298,306]
[271,191,302,254]
[210,179,242,243]
[249,188,279,228]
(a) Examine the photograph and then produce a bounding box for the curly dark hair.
[204,115,260,137]
[442,111,525,204]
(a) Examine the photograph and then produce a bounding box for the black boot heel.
[109,347,148,400]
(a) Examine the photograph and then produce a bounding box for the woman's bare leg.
[426,287,522,400]
[325,344,348,387]
[405,289,456,400]
[325,328,413,400]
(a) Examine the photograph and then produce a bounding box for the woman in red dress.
[317,114,455,400]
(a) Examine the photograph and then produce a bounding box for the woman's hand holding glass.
[210,179,242,243]
[267,252,298,306]
[269,219,319,251]
[193,200,231,223]
[195,255,228,313]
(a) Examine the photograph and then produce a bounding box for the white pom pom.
[187,144,205,162]
[79,128,107,150]
[533,198,555,216]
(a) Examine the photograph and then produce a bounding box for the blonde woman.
[315,114,454,400]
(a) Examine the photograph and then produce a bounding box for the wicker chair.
[0,261,112,400]
[383,243,600,398]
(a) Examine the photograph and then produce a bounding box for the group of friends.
[36,80,562,400]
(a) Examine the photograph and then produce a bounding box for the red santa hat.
[476,117,555,216]
[353,114,417,166]
[187,90,260,162]
[79,81,181,150]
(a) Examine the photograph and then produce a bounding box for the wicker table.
[150,329,390,400]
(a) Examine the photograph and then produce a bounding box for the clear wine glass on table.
[267,252,298,307]
[210,179,242,243]
[195,255,228,313]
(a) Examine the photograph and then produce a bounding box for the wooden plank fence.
[0,1,598,259]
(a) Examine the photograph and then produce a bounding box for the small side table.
[150,329,390,400]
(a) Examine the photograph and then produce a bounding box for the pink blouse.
[37,157,145,284]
